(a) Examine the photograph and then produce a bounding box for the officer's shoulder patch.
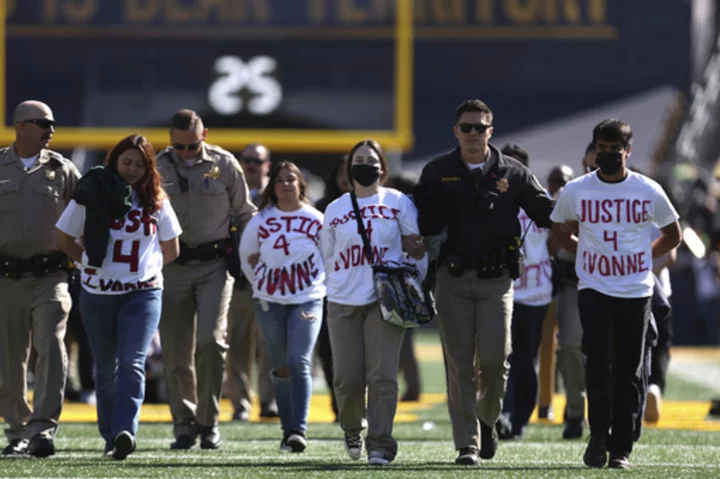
[204,143,234,159]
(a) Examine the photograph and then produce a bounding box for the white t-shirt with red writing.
[514,209,552,307]
[321,187,424,306]
[551,171,679,298]
[55,196,182,295]
[239,204,326,305]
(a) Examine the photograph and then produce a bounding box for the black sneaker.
[2,439,28,457]
[496,414,515,440]
[562,418,585,440]
[111,431,136,460]
[583,434,608,468]
[455,447,479,465]
[260,402,279,418]
[343,433,363,460]
[199,426,223,450]
[608,453,630,469]
[232,410,250,422]
[26,434,55,458]
[537,406,554,420]
[286,430,307,453]
[479,421,498,460]
[709,399,720,417]
[279,432,292,452]
[170,434,196,450]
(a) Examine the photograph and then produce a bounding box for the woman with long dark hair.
[239,161,326,453]
[55,135,182,459]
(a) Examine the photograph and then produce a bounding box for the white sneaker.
[368,450,390,466]
[343,433,363,460]
[645,384,662,423]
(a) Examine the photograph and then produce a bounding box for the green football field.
[2,331,720,478]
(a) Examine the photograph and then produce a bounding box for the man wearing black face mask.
[414,100,554,466]
[551,119,682,470]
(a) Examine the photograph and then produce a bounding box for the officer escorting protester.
[551,119,682,469]
[0,100,80,457]
[414,99,554,465]
[156,109,256,450]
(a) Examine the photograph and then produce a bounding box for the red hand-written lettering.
[581,250,649,276]
[333,245,390,271]
[110,209,158,235]
[580,199,650,224]
[329,206,401,228]
[112,240,140,272]
[254,253,320,296]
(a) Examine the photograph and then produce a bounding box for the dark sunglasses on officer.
[458,122,492,134]
[23,118,55,130]
[172,142,201,151]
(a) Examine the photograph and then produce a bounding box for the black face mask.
[351,164,381,187]
[595,151,623,175]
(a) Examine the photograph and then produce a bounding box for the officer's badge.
[496,178,509,193]
[205,165,221,180]
[45,170,56,181]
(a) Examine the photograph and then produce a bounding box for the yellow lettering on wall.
[562,0,580,24]
[338,0,366,23]
[589,0,606,23]
[7,0,17,18]
[125,0,159,22]
[309,0,328,23]
[431,0,465,23]
[476,0,494,23]
[63,0,97,22]
[43,0,58,22]
[166,0,193,22]
[505,0,539,24]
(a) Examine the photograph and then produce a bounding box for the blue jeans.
[255,299,323,434]
[80,289,162,450]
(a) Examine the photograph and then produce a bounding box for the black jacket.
[414,144,554,263]
[72,166,133,267]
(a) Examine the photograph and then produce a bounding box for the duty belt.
[0,252,71,280]
[176,239,228,264]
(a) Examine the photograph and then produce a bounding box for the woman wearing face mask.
[239,161,326,453]
[55,135,182,460]
[320,139,425,466]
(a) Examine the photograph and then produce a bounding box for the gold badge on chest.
[45,170,56,181]
[204,165,221,180]
[496,178,509,193]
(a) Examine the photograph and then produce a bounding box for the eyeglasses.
[173,142,201,151]
[458,123,491,134]
[242,157,266,166]
[22,119,55,129]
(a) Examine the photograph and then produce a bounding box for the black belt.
[0,252,71,280]
[176,239,228,264]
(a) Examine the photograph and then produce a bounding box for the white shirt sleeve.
[55,200,86,238]
[320,209,337,277]
[550,185,574,223]
[239,214,261,281]
[652,184,680,228]
[157,199,183,241]
[398,193,421,236]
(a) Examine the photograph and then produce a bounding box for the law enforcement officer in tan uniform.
[225,143,277,421]
[157,110,256,450]
[0,100,80,457]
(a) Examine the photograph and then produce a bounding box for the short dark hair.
[501,143,529,166]
[170,109,203,131]
[592,119,633,149]
[455,99,493,124]
[346,139,391,187]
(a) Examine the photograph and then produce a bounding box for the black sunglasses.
[23,118,55,129]
[241,157,266,166]
[173,142,201,151]
[458,123,491,134]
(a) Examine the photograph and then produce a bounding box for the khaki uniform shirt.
[0,145,80,259]
[156,143,256,248]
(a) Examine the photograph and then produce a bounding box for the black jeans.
[578,288,650,455]
[649,304,672,392]
[502,302,549,436]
